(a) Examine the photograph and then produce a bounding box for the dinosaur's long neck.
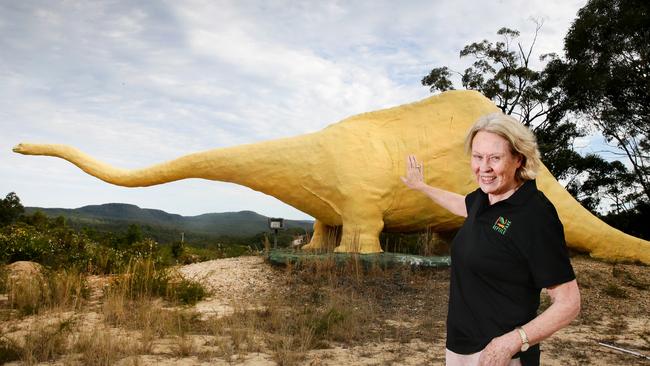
[14,134,316,190]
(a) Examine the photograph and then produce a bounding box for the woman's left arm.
[479,279,581,365]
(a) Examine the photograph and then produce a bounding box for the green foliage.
[172,278,209,305]
[171,240,185,259]
[422,24,553,126]
[602,201,650,240]
[0,222,90,268]
[123,224,143,247]
[0,195,215,311]
[25,204,313,244]
[0,213,251,273]
[552,0,650,206]
[0,192,24,227]
[556,152,639,213]
[421,66,455,92]
[420,22,591,182]
[0,216,165,274]
[248,226,309,250]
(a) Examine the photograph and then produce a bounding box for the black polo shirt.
[446,179,575,365]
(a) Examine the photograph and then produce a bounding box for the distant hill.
[25,203,313,243]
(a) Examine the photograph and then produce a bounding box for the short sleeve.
[465,189,482,216]
[523,199,576,289]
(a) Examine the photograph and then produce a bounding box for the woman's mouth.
[480,176,496,184]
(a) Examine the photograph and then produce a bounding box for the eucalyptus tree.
[420,24,620,212]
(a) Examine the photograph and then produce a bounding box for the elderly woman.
[402,112,581,366]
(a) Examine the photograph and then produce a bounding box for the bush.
[172,278,209,305]
[0,223,93,269]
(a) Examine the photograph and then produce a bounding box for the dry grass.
[0,257,208,365]
[0,266,88,318]
[73,326,139,366]
[0,316,74,365]
[0,253,647,365]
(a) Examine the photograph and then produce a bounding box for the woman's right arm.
[401,154,467,218]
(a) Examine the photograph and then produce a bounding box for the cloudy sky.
[1,0,588,220]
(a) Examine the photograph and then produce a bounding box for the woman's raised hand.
[401,154,426,190]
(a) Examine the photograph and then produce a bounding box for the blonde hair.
[464,112,541,181]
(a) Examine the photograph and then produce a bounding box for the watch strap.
[516,327,530,352]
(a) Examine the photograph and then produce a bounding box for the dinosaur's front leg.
[334,212,384,254]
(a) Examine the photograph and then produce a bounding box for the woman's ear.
[517,154,525,169]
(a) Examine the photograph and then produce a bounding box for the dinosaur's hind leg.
[302,220,340,251]
[334,212,384,254]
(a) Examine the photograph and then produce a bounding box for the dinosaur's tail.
[538,167,650,264]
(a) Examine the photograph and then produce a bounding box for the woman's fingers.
[403,154,423,186]
[407,154,421,170]
[411,155,419,168]
[403,155,427,190]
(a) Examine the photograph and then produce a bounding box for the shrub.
[172,278,209,305]
[0,223,94,269]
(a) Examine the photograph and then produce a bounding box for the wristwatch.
[516,327,530,352]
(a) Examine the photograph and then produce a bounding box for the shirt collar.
[503,179,537,206]
[477,179,538,207]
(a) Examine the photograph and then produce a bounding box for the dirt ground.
[178,254,650,365]
[2,254,649,365]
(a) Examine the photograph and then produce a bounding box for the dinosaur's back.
[313,90,499,230]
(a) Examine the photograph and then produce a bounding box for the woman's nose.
[480,161,492,172]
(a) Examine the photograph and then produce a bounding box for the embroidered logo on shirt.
[492,216,511,235]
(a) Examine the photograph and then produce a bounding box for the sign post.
[268,218,284,249]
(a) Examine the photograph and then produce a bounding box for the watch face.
[521,343,530,352]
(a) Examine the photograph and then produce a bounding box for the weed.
[418,228,451,256]
[105,257,208,304]
[173,334,195,357]
[6,274,49,315]
[613,265,649,290]
[0,265,7,293]
[0,335,20,364]
[103,294,202,339]
[7,317,75,364]
[47,267,89,311]
[603,282,628,299]
[73,326,135,366]
[1,265,88,317]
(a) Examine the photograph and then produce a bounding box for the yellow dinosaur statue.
[13,90,650,264]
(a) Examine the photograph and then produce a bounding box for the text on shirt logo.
[492,216,511,235]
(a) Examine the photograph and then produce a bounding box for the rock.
[5,261,46,281]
